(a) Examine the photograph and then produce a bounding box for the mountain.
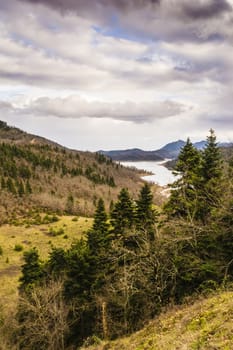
[100,140,190,161]
[0,121,148,223]
[155,139,186,158]
[99,148,163,161]
[100,140,233,161]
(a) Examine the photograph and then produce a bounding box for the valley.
[0,123,232,350]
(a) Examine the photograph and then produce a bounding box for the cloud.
[17,96,186,123]
[0,101,15,112]
[17,0,233,42]
[19,0,161,13]
[182,0,231,20]
[0,0,232,150]
[19,0,232,19]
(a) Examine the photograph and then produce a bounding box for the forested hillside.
[0,121,157,222]
[0,129,232,349]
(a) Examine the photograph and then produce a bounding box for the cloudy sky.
[0,0,233,151]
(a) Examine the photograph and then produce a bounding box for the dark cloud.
[19,0,160,14]
[18,0,232,19]
[182,0,232,20]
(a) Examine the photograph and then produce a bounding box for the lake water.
[121,160,177,187]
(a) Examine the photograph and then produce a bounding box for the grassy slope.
[0,215,93,310]
[83,290,233,350]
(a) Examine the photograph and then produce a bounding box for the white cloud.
[0,96,187,124]
[0,0,232,149]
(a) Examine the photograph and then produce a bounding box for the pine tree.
[164,138,201,220]
[136,183,158,232]
[198,129,223,222]
[87,198,110,255]
[19,248,44,293]
[110,188,135,235]
[202,129,222,181]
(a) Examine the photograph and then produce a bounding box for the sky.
[0,0,233,151]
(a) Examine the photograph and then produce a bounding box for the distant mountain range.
[99,140,233,161]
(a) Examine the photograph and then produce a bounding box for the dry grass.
[0,215,92,311]
[82,290,233,350]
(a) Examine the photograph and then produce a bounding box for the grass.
[82,290,233,350]
[0,215,92,311]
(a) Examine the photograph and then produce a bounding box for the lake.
[121,160,177,187]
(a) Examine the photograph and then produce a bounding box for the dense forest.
[1,129,232,349]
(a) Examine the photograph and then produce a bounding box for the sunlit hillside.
[82,290,233,350]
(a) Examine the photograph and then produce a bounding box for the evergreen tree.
[110,188,135,235]
[87,198,110,255]
[136,183,157,232]
[202,129,222,182]
[19,248,44,293]
[164,138,201,220]
[199,129,223,222]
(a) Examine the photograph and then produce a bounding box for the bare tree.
[18,279,69,350]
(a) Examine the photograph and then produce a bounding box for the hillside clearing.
[0,215,92,310]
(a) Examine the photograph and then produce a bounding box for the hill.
[82,290,233,350]
[99,148,163,161]
[0,121,160,223]
[100,140,233,161]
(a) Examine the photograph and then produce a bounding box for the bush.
[42,214,59,224]
[0,246,3,256]
[14,244,23,252]
[48,227,65,237]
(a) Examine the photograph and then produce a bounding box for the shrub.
[48,227,65,237]
[14,244,23,252]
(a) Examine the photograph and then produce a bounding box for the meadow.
[0,214,93,311]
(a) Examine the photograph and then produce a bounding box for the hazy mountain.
[100,139,232,161]
[99,148,163,161]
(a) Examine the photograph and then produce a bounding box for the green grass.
[0,215,92,310]
[82,290,233,350]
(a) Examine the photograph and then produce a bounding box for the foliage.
[14,244,24,252]
[1,129,233,349]
[164,130,223,223]
[110,188,135,235]
[19,248,44,294]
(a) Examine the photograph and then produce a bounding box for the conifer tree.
[19,248,44,293]
[199,129,223,222]
[87,198,110,255]
[164,138,201,220]
[136,183,157,232]
[110,188,135,235]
